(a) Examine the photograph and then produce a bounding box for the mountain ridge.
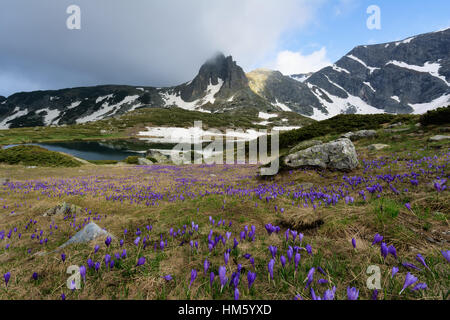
[0,28,449,128]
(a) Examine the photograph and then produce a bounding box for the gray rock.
[368,144,390,151]
[387,122,402,128]
[43,202,83,217]
[289,140,323,153]
[341,130,377,141]
[59,222,114,249]
[284,138,359,171]
[146,149,171,164]
[138,157,153,165]
[384,128,409,133]
[429,135,450,141]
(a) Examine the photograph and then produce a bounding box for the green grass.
[0,145,81,167]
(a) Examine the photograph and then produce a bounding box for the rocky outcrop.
[146,150,171,164]
[429,135,450,141]
[341,130,377,140]
[59,222,114,249]
[43,202,83,217]
[289,140,323,153]
[284,138,359,171]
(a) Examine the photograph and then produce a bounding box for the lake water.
[4,140,151,161]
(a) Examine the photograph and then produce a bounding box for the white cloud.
[0,0,326,96]
[273,47,332,75]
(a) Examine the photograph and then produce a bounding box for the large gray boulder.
[146,149,171,164]
[284,138,359,171]
[138,157,154,165]
[59,222,114,249]
[290,140,323,153]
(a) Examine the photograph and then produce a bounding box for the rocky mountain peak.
[180,53,248,102]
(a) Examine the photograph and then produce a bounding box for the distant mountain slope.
[0,28,449,128]
[248,28,450,120]
[304,28,450,119]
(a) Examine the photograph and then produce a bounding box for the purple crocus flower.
[305,267,315,288]
[268,259,275,280]
[280,255,287,268]
[411,283,427,291]
[347,286,359,300]
[351,238,356,249]
[204,259,210,275]
[121,249,127,258]
[94,245,99,253]
[388,245,397,259]
[61,253,66,262]
[268,246,277,259]
[189,269,197,289]
[380,242,388,259]
[95,262,100,272]
[32,272,38,281]
[105,236,112,247]
[247,271,256,289]
[120,239,124,247]
[372,233,383,246]
[310,287,320,300]
[210,272,215,288]
[323,286,336,300]
[371,289,379,300]
[104,254,111,267]
[318,279,328,284]
[400,272,418,294]
[61,293,66,300]
[234,288,239,300]
[441,250,450,263]
[219,266,227,289]
[305,244,312,255]
[405,203,412,211]
[136,257,146,267]
[87,259,94,269]
[79,265,86,281]
[294,253,301,271]
[287,247,293,263]
[402,261,421,271]
[415,254,430,270]
[163,275,173,281]
[224,252,230,265]
[391,266,399,278]
[134,237,141,246]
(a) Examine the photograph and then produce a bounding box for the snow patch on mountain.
[386,60,449,86]
[77,95,139,124]
[307,84,384,120]
[331,64,350,74]
[0,107,29,129]
[36,108,61,125]
[410,94,450,114]
[258,112,278,119]
[272,99,292,112]
[346,55,380,74]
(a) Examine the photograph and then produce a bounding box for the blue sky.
[0,0,449,96]
[263,0,450,74]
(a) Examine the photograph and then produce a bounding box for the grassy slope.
[0,145,81,167]
[0,119,448,300]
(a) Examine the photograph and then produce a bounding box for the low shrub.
[0,145,81,167]
[420,106,450,126]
